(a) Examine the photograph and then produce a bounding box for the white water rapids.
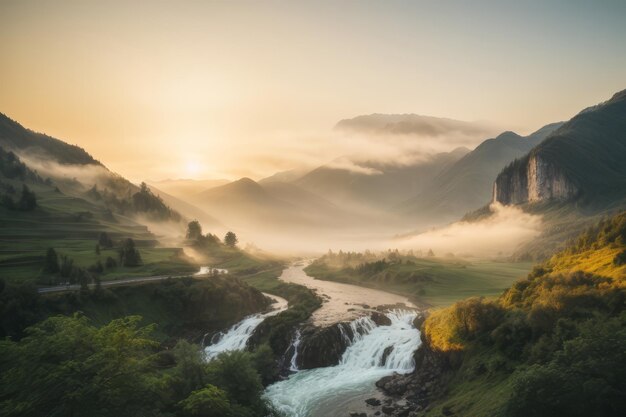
[265,310,421,417]
[203,264,421,417]
[204,293,288,360]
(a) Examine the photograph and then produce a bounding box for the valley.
[1,5,625,414]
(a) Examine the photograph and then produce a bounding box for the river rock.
[297,323,352,369]
[370,311,392,326]
[382,405,396,415]
[365,397,381,406]
[380,346,394,366]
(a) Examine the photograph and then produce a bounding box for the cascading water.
[264,309,421,417]
[289,329,302,372]
[204,293,288,360]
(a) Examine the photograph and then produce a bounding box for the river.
[279,261,416,326]
[203,263,421,417]
[204,293,288,360]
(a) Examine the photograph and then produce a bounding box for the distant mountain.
[146,184,223,229]
[294,148,469,210]
[149,178,230,199]
[396,122,563,222]
[190,177,356,234]
[335,113,494,138]
[259,168,311,185]
[494,89,626,206]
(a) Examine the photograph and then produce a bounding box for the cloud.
[17,153,114,187]
[396,203,542,257]
[230,118,493,179]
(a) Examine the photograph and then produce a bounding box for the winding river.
[279,261,416,325]
[204,263,421,417]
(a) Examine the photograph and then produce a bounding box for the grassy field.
[305,256,532,308]
[0,180,198,283]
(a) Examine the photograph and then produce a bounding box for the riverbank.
[304,255,532,308]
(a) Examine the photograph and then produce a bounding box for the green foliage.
[206,351,264,409]
[98,232,114,249]
[105,256,117,269]
[43,247,59,274]
[0,147,42,182]
[419,211,626,416]
[0,273,280,417]
[118,238,143,267]
[0,183,37,211]
[0,281,40,339]
[186,220,203,240]
[506,314,626,417]
[178,386,231,417]
[306,251,531,307]
[0,315,160,417]
[224,231,238,248]
[131,182,181,221]
[17,184,36,211]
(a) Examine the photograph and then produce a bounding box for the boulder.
[365,398,381,406]
[297,323,352,369]
[371,311,392,326]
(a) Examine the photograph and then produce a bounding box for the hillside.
[0,113,183,224]
[0,170,195,284]
[494,89,626,206]
[397,123,562,222]
[0,119,195,284]
[0,113,99,165]
[378,211,626,417]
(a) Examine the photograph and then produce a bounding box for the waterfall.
[289,329,302,372]
[264,309,421,417]
[204,293,288,361]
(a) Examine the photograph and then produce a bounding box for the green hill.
[408,211,626,417]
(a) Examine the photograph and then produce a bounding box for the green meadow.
[305,255,532,308]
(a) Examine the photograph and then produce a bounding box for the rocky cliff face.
[493,152,578,205]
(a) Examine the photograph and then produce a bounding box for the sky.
[1,0,625,182]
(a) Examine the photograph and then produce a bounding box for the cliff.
[493,152,578,205]
[493,89,626,206]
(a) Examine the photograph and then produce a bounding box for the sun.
[184,160,202,177]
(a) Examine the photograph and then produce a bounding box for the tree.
[17,184,37,211]
[105,256,117,269]
[186,220,203,240]
[118,238,143,267]
[205,351,264,409]
[178,386,231,417]
[59,255,74,278]
[95,244,101,255]
[427,248,435,257]
[98,232,114,249]
[224,231,238,248]
[43,248,60,274]
[0,315,160,417]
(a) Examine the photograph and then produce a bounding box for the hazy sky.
[1,0,625,181]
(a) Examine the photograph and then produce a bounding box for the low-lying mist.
[396,203,542,258]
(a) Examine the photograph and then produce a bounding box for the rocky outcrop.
[371,333,461,416]
[297,323,353,369]
[493,152,578,205]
